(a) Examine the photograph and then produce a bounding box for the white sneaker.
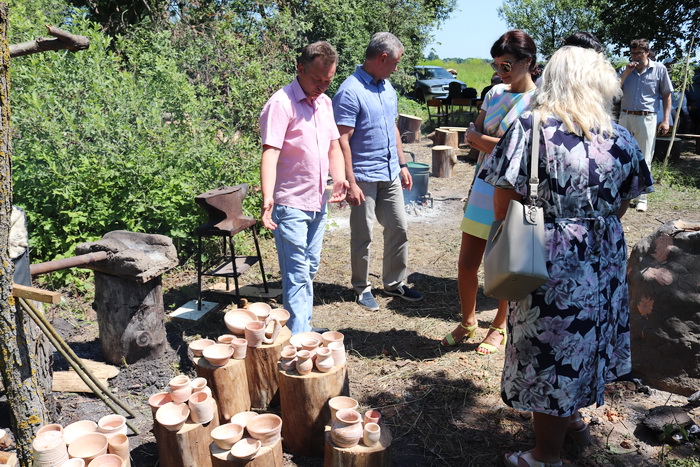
[636,200,648,212]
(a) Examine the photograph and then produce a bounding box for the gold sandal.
[476,325,507,355]
[441,322,477,346]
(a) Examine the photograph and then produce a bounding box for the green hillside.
[418,58,494,95]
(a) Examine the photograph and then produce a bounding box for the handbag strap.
[528,112,540,203]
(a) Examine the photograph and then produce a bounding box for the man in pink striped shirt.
[259,41,348,334]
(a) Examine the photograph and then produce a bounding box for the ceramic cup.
[363,422,381,446]
[231,338,248,359]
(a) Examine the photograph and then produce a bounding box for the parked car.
[412,65,467,102]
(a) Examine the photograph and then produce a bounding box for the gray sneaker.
[356,291,379,311]
[384,285,423,302]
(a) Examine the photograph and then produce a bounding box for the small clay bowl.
[210,423,244,450]
[188,338,215,357]
[247,302,272,321]
[202,343,234,367]
[147,392,173,416]
[217,334,236,345]
[230,411,258,428]
[63,420,98,446]
[190,377,208,393]
[87,453,124,467]
[155,402,190,432]
[269,308,290,327]
[321,331,344,346]
[61,459,86,467]
[67,432,109,463]
[37,423,64,437]
[246,414,282,446]
[328,396,359,422]
[230,437,261,461]
[289,331,324,350]
[224,309,258,335]
[97,414,126,439]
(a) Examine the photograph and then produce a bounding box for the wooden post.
[323,424,392,467]
[431,145,457,178]
[153,405,220,467]
[244,326,291,410]
[279,362,349,456]
[398,114,422,143]
[433,129,458,148]
[195,357,250,423]
[210,438,283,467]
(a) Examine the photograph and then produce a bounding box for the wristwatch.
[399,163,408,168]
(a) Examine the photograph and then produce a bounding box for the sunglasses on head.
[490,59,524,73]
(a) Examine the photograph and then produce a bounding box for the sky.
[425,0,509,60]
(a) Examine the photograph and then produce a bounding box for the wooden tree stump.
[195,357,250,423]
[398,114,422,143]
[210,438,283,467]
[245,326,291,410]
[153,404,220,467]
[433,128,458,148]
[323,424,392,467]
[431,145,457,178]
[279,362,349,456]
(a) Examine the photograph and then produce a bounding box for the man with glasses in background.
[619,38,673,212]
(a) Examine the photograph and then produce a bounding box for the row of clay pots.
[279,331,346,376]
[153,376,216,430]
[210,411,282,460]
[189,336,247,361]
[34,424,131,467]
[223,305,290,335]
[330,409,382,448]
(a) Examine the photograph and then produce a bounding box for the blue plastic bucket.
[403,162,430,205]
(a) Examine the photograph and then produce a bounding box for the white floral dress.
[480,112,654,416]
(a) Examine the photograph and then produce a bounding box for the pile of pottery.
[279,330,346,375]
[211,411,283,460]
[150,375,216,430]
[32,414,130,467]
[328,396,382,448]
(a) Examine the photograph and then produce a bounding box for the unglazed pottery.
[363,422,381,447]
[168,375,192,404]
[327,341,346,366]
[295,350,313,376]
[202,343,233,367]
[247,302,272,321]
[63,420,98,446]
[269,308,290,327]
[331,409,363,448]
[315,347,334,372]
[147,392,172,416]
[364,409,381,426]
[188,391,215,424]
[67,432,109,464]
[289,331,323,350]
[107,433,129,466]
[246,414,282,446]
[321,331,344,347]
[229,411,258,428]
[33,430,69,466]
[210,423,244,450]
[87,453,124,467]
[190,377,209,394]
[245,318,282,347]
[231,338,248,359]
[230,437,261,460]
[300,338,320,360]
[279,346,297,372]
[97,415,127,440]
[37,423,63,437]
[155,402,190,432]
[60,459,86,467]
[328,396,359,422]
[223,309,258,335]
[188,338,215,357]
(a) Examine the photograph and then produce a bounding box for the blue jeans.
[272,203,327,335]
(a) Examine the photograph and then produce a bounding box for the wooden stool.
[279,362,349,456]
[210,438,283,466]
[154,404,220,467]
[195,357,250,423]
[323,423,392,466]
[245,326,291,410]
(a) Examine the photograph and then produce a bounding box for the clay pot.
[244,321,266,347]
[34,430,69,466]
[295,350,313,376]
[190,377,211,397]
[61,459,86,467]
[188,338,215,357]
[37,423,64,438]
[321,331,344,347]
[202,343,233,367]
[279,346,297,372]
[289,331,323,350]
[363,422,381,447]
[210,423,244,450]
[270,308,290,327]
[231,338,248,359]
[97,415,127,440]
[217,334,236,345]
[331,409,363,448]
[315,347,334,373]
[328,396,359,422]
[188,391,215,424]
[327,341,346,366]
[168,375,192,404]
[230,437,261,461]
[63,420,98,446]
[87,453,124,467]
[223,309,258,335]
[248,302,272,321]
[230,411,258,429]
[246,414,282,446]
[147,392,172,417]
[107,433,129,466]
[300,338,320,358]
[67,432,109,464]
[364,409,381,426]
[155,402,190,432]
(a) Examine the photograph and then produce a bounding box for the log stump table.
[432,145,457,177]
[195,357,250,423]
[323,423,392,466]
[245,326,292,410]
[210,438,283,466]
[154,404,220,467]
[279,362,349,456]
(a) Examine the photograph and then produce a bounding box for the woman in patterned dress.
[442,30,537,354]
[481,46,653,466]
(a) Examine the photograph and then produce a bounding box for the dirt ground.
[13,137,700,466]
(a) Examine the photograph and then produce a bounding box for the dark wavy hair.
[563,31,604,54]
[490,30,537,71]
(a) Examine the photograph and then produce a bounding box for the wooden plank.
[52,359,119,393]
[11,283,61,304]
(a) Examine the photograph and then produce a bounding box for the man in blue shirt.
[333,32,423,310]
[619,38,673,212]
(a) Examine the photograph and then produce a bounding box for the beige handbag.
[483,112,549,301]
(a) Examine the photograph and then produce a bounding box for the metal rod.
[29,251,109,276]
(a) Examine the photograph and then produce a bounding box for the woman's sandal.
[476,325,507,355]
[504,450,562,467]
[441,322,477,346]
[567,411,593,446]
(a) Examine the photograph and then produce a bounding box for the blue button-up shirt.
[620,59,673,112]
[333,65,400,182]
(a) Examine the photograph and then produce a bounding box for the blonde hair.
[531,46,621,140]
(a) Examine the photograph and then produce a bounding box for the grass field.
[418,58,494,95]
